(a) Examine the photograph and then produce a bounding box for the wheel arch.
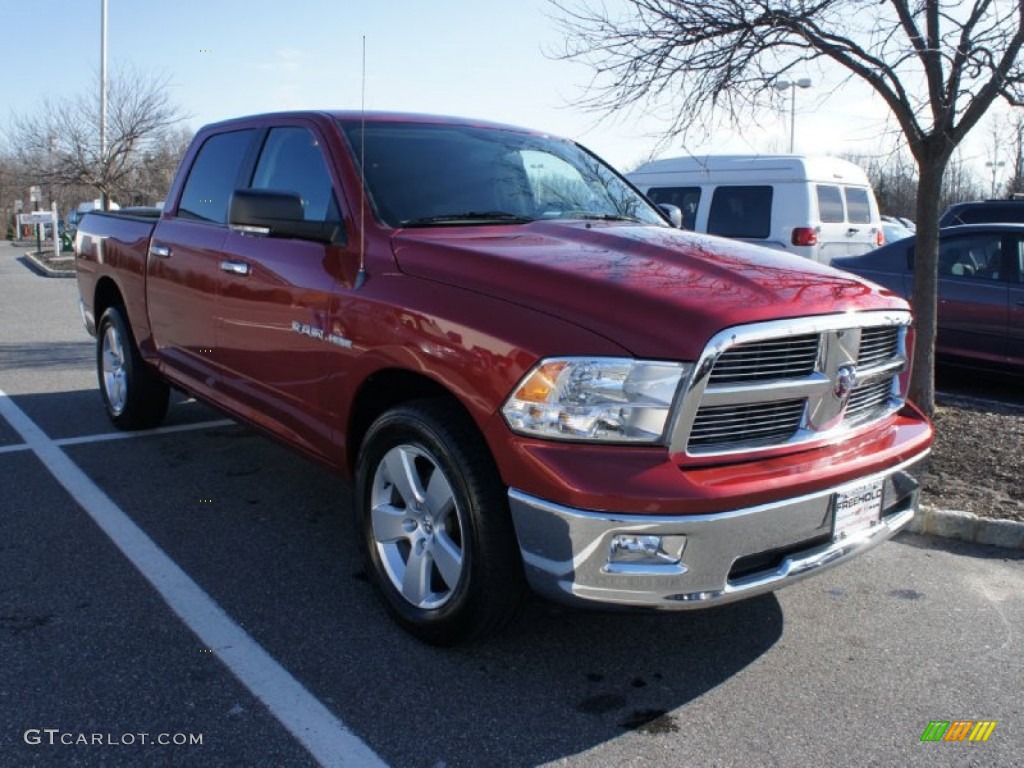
[346,368,486,475]
[93,275,159,360]
[94,276,125,326]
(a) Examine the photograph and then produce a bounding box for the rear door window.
[645,186,701,229]
[707,186,772,239]
[178,129,256,224]
[816,185,845,223]
[844,187,872,224]
[937,234,1005,280]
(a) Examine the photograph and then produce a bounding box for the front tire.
[97,305,169,430]
[355,399,525,645]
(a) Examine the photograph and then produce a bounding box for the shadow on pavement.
[936,366,1024,406]
[5,387,226,442]
[29,389,787,768]
[896,530,1024,562]
[0,340,92,372]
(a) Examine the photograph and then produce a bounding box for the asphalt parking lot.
[2,241,1022,767]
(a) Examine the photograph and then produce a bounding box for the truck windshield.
[339,120,666,229]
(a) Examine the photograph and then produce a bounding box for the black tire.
[355,399,526,645]
[96,305,170,430]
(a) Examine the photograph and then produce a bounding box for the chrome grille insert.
[669,312,911,458]
[689,400,805,448]
[708,334,819,383]
[843,378,895,426]
[857,327,899,368]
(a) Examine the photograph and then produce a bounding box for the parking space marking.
[0,419,236,456]
[53,418,235,447]
[0,388,389,768]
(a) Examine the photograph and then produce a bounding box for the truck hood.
[391,222,906,359]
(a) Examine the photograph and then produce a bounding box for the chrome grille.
[670,312,911,458]
[708,334,819,383]
[857,327,899,368]
[689,400,805,448]
[843,379,894,426]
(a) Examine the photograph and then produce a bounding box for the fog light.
[610,534,666,564]
[606,534,687,575]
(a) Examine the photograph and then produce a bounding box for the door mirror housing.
[657,204,684,228]
[228,189,345,245]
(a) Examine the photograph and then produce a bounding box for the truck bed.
[75,210,159,340]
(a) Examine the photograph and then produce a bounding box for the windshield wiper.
[573,213,644,223]
[400,212,535,227]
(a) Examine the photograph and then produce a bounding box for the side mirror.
[657,204,683,229]
[229,189,345,245]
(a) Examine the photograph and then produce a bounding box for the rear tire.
[355,399,525,645]
[96,305,169,430]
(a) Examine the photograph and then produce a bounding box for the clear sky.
[0,0,1012,182]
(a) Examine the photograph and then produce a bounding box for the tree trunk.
[908,158,947,417]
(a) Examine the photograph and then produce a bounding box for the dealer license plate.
[833,479,884,539]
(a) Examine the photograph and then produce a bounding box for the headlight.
[501,357,692,443]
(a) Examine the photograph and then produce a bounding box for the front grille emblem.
[834,364,857,402]
[806,329,862,432]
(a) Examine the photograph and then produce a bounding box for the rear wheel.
[355,399,525,645]
[97,306,169,430]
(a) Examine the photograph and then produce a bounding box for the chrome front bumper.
[508,454,926,609]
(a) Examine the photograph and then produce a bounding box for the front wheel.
[97,305,170,430]
[355,400,525,645]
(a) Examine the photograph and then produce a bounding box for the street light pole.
[775,78,813,153]
[986,160,1005,198]
[100,0,108,209]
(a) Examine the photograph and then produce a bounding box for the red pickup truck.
[76,111,933,644]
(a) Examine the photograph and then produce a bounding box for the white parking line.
[0,419,237,456]
[0,388,389,768]
[54,418,235,447]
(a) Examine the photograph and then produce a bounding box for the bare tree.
[842,151,919,218]
[6,66,186,211]
[940,152,986,208]
[114,126,193,206]
[845,147,986,222]
[1004,112,1024,195]
[552,0,1024,415]
[0,150,26,238]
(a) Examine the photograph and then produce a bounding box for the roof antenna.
[353,35,368,291]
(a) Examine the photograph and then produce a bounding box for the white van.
[627,155,884,264]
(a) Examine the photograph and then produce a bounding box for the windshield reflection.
[339,120,666,229]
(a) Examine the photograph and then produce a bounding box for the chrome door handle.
[149,244,171,258]
[220,260,251,276]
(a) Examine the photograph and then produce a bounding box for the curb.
[906,505,1024,550]
[19,251,75,278]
